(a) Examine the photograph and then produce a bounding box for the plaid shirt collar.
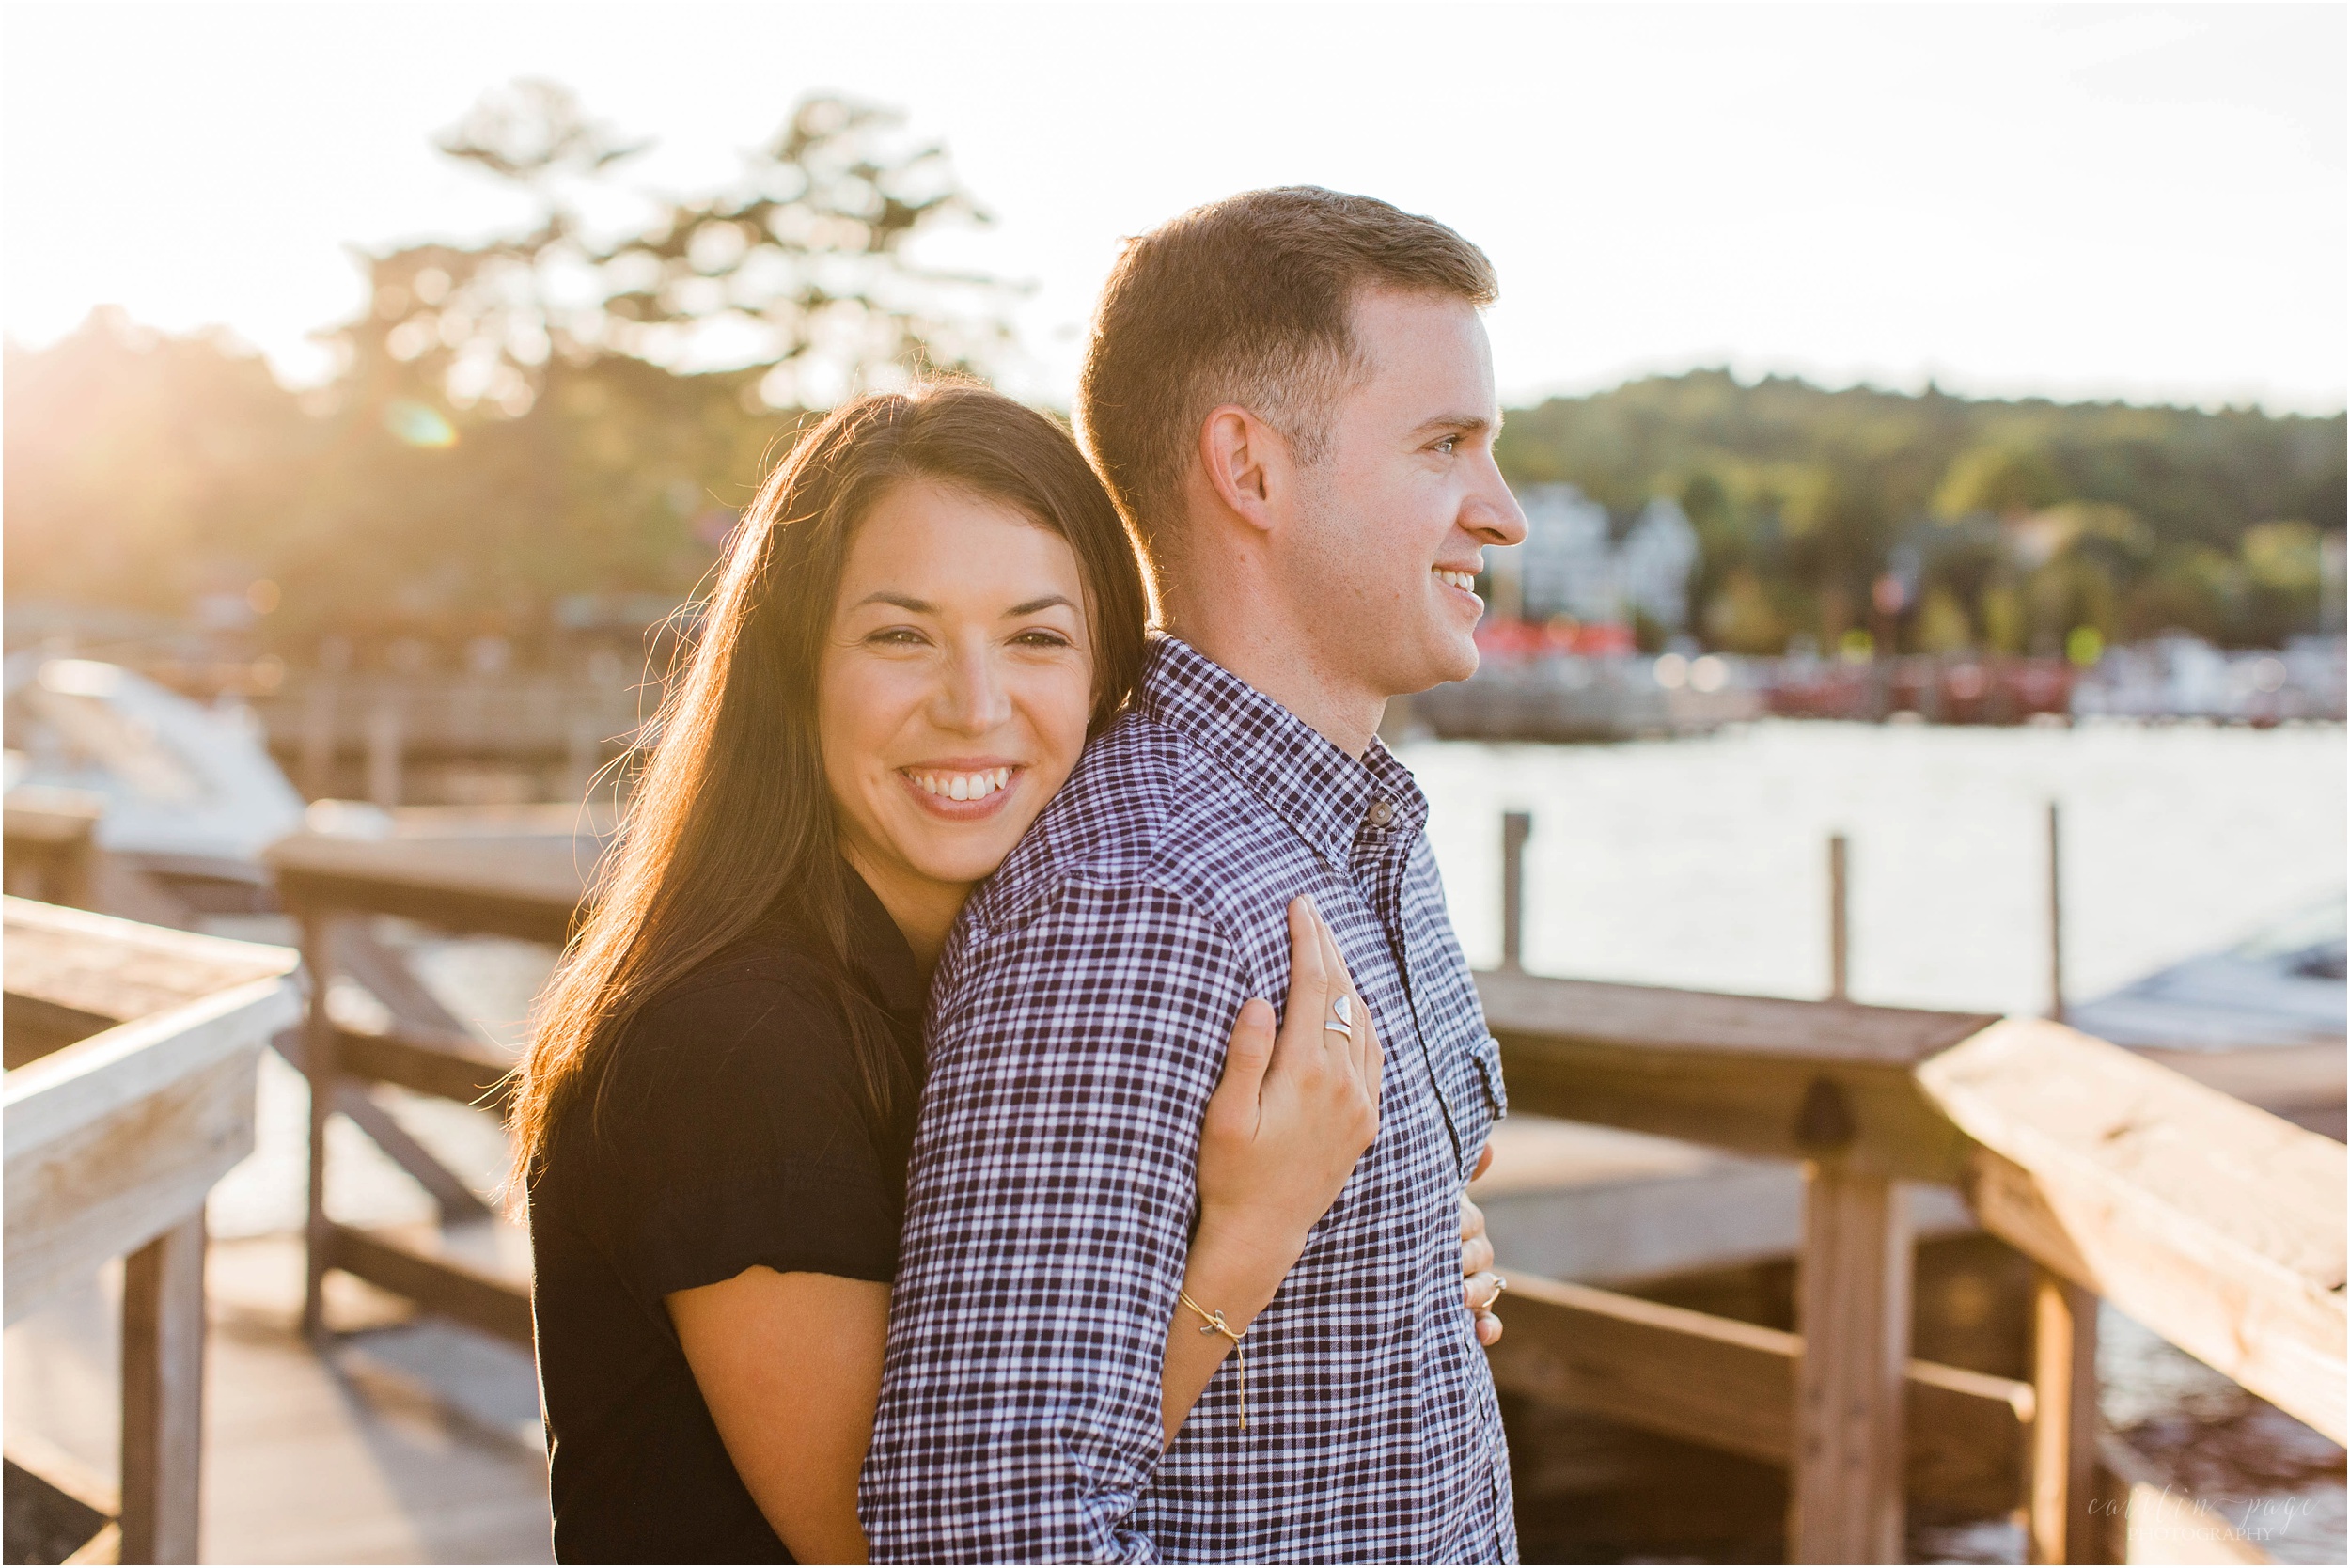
[1137,635,1432,868]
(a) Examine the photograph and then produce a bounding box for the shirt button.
[1366,798,1395,828]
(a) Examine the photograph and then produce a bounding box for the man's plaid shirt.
[861,635,1516,1564]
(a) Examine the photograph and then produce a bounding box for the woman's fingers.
[1202,997,1277,1142]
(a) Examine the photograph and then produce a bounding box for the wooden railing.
[3,899,302,1563]
[1479,969,2346,1563]
[245,808,2343,1563]
[260,808,603,1345]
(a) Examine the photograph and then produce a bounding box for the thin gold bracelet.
[1177,1290,1247,1431]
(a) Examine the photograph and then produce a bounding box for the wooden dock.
[5,1232,551,1563]
[8,800,2342,1563]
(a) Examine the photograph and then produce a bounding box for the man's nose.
[1463,460,1528,547]
[936,638,1012,733]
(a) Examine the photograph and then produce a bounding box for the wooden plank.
[1482,1272,2030,1514]
[2029,1272,2099,1564]
[2,897,297,1025]
[3,789,99,909]
[1919,1018,2347,1445]
[119,1210,206,1564]
[5,980,292,1326]
[4,993,118,1069]
[1495,1032,1978,1182]
[337,1083,498,1221]
[324,1224,534,1347]
[302,917,336,1341]
[267,832,591,944]
[1791,1166,1911,1563]
[1480,970,1994,1182]
[333,922,479,1040]
[1477,969,1996,1067]
[335,1026,516,1113]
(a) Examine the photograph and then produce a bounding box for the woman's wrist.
[1188,1203,1311,1319]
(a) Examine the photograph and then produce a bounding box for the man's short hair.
[1075,187,1497,572]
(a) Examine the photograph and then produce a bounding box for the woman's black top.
[529,868,923,1564]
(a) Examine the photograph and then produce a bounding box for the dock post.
[1828,834,1851,1002]
[365,701,403,809]
[1792,1162,1912,1562]
[300,678,336,799]
[1500,811,1531,972]
[2029,1270,2100,1563]
[2046,803,2065,1023]
[300,914,338,1341]
[119,1209,207,1564]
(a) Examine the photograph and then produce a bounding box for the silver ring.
[1324,994,1355,1038]
[1481,1277,1509,1312]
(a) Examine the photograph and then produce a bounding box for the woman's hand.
[1462,1188,1505,1347]
[1195,895,1384,1262]
[1160,894,1384,1443]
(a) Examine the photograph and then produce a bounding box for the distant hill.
[1496,371,2345,653]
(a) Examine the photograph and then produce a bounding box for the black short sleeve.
[573,967,905,1307]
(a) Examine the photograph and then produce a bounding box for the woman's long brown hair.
[508,384,1151,1190]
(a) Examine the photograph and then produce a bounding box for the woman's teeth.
[908,767,1013,802]
[1434,568,1479,593]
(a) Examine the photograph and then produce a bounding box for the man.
[862,187,1528,1563]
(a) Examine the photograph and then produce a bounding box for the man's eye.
[1434,436,1460,454]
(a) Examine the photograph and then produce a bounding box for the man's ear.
[1198,404,1288,537]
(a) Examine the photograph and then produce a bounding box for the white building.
[1487,484,1700,630]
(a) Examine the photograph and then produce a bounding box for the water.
[1404,717,2346,1016]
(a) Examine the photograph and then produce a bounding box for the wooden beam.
[302,917,336,1341]
[120,1209,206,1564]
[1482,1271,2030,1515]
[1480,970,1994,1182]
[324,1224,534,1348]
[267,831,591,944]
[5,978,292,1326]
[333,1026,516,1114]
[2029,1271,2100,1564]
[1919,1018,2346,1446]
[337,1081,498,1221]
[2,789,101,909]
[2,897,297,1027]
[1792,1166,1912,1563]
[4,993,118,1069]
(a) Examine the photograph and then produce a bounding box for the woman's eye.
[1013,630,1073,650]
[867,627,926,648]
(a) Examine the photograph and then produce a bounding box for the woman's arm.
[668,1268,888,1564]
[668,899,1489,1553]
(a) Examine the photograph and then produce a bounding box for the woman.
[512,384,1502,1562]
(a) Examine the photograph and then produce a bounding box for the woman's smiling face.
[817,477,1096,923]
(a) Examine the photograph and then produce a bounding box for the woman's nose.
[935,640,1012,733]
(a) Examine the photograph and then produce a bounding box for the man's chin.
[1388,635,1480,698]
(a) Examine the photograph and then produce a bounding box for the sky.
[3,2,2343,414]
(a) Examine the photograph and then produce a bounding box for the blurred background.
[2,5,2342,1565]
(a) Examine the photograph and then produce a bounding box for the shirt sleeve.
[859,880,1253,1564]
[589,972,904,1308]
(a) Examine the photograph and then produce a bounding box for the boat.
[2064,895,2346,1138]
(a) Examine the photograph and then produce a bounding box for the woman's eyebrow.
[856,591,937,613]
[1005,594,1075,617]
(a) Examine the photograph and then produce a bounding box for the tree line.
[6,84,2342,667]
[1497,370,2343,656]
